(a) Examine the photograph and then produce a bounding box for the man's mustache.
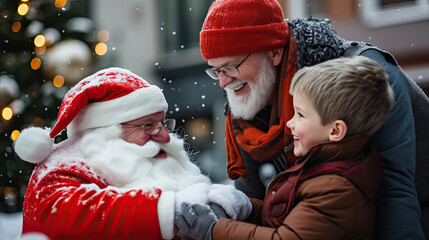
[132,134,184,158]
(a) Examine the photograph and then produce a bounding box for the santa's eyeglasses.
[121,119,176,136]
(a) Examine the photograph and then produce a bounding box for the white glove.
[175,182,211,214]
[207,184,253,221]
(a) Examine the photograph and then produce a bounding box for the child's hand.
[175,203,226,240]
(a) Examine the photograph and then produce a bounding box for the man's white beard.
[79,125,211,192]
[226,55,277,120]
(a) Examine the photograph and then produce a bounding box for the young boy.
[176,56,395,240]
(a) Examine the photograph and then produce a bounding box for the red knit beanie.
[200,0,290,60]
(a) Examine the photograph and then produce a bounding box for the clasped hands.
[174,183,252,240]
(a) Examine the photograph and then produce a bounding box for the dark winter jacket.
[233,18,428,239]
[213,136,381,240]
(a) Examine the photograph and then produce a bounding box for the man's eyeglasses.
[205,53,252,80]
[121,119,176,136]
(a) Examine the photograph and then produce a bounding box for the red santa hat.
[14,67,168,164]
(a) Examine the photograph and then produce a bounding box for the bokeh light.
[53,75,65,88]
[97,30,110,42]
[55,0,67,8]
[2,107,13,120]
[34,35,46,47]
[17,3,29,16]
[12,21,22,32]
[33,117,43,126]
[35,45,46,55]
[11,130,21,141]
[95,42,108,55]
[31,58,42,70]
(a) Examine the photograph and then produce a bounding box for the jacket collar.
[288,135,370,173]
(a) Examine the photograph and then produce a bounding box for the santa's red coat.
[22,138,175,240]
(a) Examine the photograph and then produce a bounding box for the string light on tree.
[97,29,110,42]
[17,3,29,16]
[34,35,46,48]
[35,45,46,55]
[11,130,21,141]
[53,75,65,88]
[33,117,43,126]
[95,42,107,56]
[55,0,67,8]
[31,58,42,70]
[12,21,22,32]
[2,107,13,121]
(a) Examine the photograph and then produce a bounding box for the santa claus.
[14,68,252,239]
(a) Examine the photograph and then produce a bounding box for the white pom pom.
[14,127,53,164]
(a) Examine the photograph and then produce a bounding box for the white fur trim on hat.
[67,85,168,138]
[14,127,53,164]
[157,191,175,239]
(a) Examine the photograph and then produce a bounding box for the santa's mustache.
[126,134,185,159]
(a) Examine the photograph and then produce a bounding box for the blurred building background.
[0,0,428,231]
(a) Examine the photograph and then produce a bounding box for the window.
[158,0,212,54]
[360,0,429,28]
[285,0,327,19]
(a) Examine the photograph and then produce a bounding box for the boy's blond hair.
[290,56,395,136]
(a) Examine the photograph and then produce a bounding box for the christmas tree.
[0,0,98,212]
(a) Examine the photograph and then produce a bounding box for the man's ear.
[271,48,284,66]
[329,120,347,142]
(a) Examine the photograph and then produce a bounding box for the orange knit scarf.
[225,37,298,180]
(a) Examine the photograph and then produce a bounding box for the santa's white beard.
[79,125,211,192]
[226,55,277,120]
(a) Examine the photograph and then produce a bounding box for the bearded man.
[14,68,252,239]
[190,0,429,239]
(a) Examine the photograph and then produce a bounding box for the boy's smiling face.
[286,92,334,157]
